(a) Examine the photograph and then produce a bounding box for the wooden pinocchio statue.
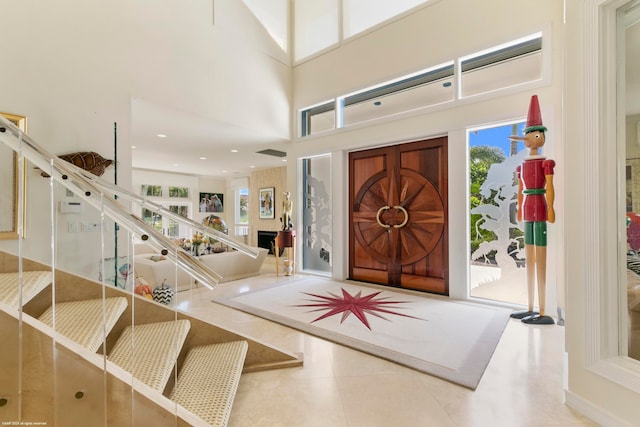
[509,95,556,325]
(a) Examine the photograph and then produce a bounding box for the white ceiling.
[130,98,290,178]
[130,13,640,179]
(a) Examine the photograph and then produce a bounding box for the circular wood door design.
[353,167,445,266]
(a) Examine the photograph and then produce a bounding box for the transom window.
[299,33,543,138]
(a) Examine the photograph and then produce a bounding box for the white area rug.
[213,277,510,389]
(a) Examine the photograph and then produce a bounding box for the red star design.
[294,288,422,330]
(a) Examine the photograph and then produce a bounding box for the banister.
[0,115,258,289]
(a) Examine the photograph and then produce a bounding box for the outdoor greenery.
[469,145,505,257]
[141,184,162,197]
[169,186,189,198]
[238,189,248,224]
[469,144,525,265]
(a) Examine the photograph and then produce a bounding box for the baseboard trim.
[564,389,633,427]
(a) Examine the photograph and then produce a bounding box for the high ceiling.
[130,3,640,179]
[130,98,290,178]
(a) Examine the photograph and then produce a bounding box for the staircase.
[0,254,302,426]
[0,115,302,426]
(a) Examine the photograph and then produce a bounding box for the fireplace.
[257,230,278,255]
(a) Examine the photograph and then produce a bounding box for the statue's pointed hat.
[523,95,547,134]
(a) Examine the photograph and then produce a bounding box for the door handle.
[376,206,391,228]
[393,206,409,228]
[376,205,408,229]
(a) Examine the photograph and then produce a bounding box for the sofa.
[133,245,268,291]
[197,247,268,283]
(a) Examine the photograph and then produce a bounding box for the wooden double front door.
[349,137,448,295]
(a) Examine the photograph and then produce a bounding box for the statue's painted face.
[524,130,545,151]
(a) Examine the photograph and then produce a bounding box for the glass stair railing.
[0,115,301,426]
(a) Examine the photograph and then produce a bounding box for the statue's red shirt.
[517,157,555,222]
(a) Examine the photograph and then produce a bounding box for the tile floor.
[176,259,597,427]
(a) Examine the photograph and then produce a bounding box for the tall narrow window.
[233,188,249,242]
[622,0,640,361]
[237,188,249,224]
[468,122,529,305]
[142,208,163,233]
[167,205,189,238]
[302,155,332,274]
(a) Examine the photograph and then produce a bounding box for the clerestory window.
[299,33,544,138]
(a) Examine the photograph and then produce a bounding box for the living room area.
[128,164,288,290]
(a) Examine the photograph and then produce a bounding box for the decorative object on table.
[40,151,114,177]
[259,187,275,219]
[275,230,295,277]
[191,232,204,256]
[283,259,293,276]
[202,215,228,245]
[509,95,556,325]
[199,192,224,213]
[281,191,293,230]
[152,279,175,305]
[134,275,153,299]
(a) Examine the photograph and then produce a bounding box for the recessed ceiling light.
[157,134,167,138]
[172,163,179,167]
[221,170,227,173]
[282,159,287,162]
[131,145,137,149]
[249,165,255,168]
[199,157,207,160]
[231,149,238,153]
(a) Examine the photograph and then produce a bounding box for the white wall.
[131,169,228,231]
[562,1,640,425]
[0,0,290,270]
[290,0,564,306]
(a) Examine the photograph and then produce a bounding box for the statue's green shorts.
[524,221,547,246]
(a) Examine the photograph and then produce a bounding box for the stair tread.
[0,271,52,309]
[170,340,248,427]
[38,297,128,352]
[109,319,191,392]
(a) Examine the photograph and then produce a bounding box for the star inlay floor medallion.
[294,288,423,330]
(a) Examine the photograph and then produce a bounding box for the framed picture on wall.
[259,187,275,219]
[0,112,27,240]
[199,192,224,213]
